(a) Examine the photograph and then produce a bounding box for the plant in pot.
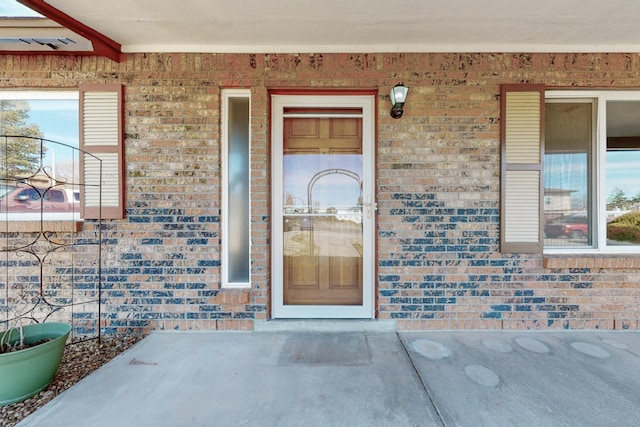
[0,286,72,406]
[0,322,71,406]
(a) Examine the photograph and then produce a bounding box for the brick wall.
[1,52,640,332]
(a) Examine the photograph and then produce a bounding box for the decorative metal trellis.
[1,135,103,343]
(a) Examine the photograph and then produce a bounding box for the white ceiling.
[28,0,640,54]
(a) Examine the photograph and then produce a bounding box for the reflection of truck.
[0,184,80,213]
[544,215,588,239]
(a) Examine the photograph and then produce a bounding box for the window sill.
[543,255,640,269]
[1,221,83,233]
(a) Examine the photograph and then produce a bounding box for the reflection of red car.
[0,185,79,213]
[544,216,588,239]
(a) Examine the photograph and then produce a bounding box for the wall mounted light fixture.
[390,83,409,119]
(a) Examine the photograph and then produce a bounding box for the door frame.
[271,93,376,318]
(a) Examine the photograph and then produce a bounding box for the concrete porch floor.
[17,323,640,427]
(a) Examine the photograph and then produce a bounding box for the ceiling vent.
[0,18,93,52]
[0,37,76,50]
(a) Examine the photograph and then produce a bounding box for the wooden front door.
[272,95,375,318]
[282,116,363,305]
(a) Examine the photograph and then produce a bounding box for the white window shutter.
[79,84,124,220]
[500,85,544,253]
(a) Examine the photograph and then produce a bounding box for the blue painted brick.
[153,216,174,223]
[548,312,567,318]
[514,290,535,297]
[187,313,207,319]
[198,290,219,297]
[483,311,502,319]
[233,313,254,319]
[390,312,411,319]
[177,231,196,238]
[211,313,233,319]
[401,260,424,266]
[379,290,398,297]
[141,238,163,245]
[129,216,152,223]
[573,282,592,289]
[164,224,185,230]
[187,238,208,245]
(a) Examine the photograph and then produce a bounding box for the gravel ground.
[1,334,145,427]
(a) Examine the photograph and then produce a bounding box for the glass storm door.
[271,95,375,318]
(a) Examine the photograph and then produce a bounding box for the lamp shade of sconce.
[390,83,409,119]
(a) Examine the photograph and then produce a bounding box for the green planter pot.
[0,322,71,406]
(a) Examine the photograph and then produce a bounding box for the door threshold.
[254,319,396,333]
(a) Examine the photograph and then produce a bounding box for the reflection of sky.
[284,154,362,209]
[26,99,79,170]
[28,100,79,146]
[606,151,640,198]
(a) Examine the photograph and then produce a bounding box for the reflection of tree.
[0,100,44,178]
[607,187,640,210]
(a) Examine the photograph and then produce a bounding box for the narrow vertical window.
[544,101,593,247]
[222,90,250,288]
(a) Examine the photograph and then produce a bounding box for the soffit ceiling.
[4,0,640,60]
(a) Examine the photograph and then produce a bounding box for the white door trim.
[271,94,375,318]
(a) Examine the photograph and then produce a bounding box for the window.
[544,100,592,248]
[0,85,124,222]
[545,91,640,252]
[0,91,80,221]
[501,85,640,254]
[221,90,251,288]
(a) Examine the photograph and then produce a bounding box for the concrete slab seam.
[396,332,447,427]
